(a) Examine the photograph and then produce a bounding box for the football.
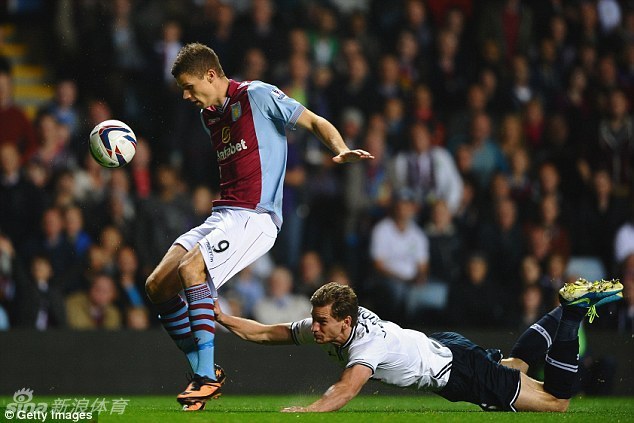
[89,119,137,168]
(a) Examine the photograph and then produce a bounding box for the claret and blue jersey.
[200,79,305,230]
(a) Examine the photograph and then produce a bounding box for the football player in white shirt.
[214,280,623,412]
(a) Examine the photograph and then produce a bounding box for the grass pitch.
[3,395,633,422]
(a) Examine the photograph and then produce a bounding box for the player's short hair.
[171,42,225,78]
[310,282,358,326]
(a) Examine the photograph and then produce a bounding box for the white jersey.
[290,307,453,391]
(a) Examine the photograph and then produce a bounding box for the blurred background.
[0,0,632,396]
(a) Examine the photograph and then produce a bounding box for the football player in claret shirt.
[215,280,622,413]
[144,43,373,411]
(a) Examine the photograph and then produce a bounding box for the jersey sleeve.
[290,318,315,345]
[346,330,388,374]
[247,82,305,130]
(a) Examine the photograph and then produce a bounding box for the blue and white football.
[89,119,137,168]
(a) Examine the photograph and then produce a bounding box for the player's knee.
[177,253,203,286]
[145,273,162,300]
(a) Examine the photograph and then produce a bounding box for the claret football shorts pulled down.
[174,208,277,296]
[430,331,521,412]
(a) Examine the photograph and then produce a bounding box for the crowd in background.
[0,0,633,334]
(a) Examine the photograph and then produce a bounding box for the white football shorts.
[174,208,277,295]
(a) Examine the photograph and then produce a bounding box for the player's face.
[175,72,214,108]
[310,304,349,345]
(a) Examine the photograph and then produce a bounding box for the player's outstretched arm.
[296,109,374,164]
[281,365,372,413]
[214,301,293,345]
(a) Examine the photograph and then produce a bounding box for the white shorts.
[174,208,277,295]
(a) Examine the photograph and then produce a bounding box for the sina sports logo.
[5,388,49,417]
[13,387,34,403]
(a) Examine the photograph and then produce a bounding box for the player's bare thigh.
[145,244,187,303]
[501,357,529,374]
[513,372,569,412]
[178,246,207,288]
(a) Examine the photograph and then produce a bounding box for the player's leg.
[541,279,622,401]
[145,244,199,372]
[174,247,225,408]
[503,306,563,374]
[513,372,570,412]
[177,210,277,405]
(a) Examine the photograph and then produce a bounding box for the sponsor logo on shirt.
[271,88,286,100]
[207,117,220,125]
[221,126,231,143]
[203,240,214,262]
[217,139,248,161]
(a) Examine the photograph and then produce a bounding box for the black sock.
[557,305,585,341]
[544,339,579,399]
[543,305,583,399]
[510,306,562,365]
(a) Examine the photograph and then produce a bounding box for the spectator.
[40,79,81,149]
[369,188,429,321]
[523,98,546,151]
[128,135,153,197]
[450,112,508,190]
[410,84,446,148]
[533,193,571,260]
[116,245,145,309]
[16,255,66,329]
[599,254,634,333]
[344,128,393,239]
[449,251,506,327]
[226,265,265,319]
[63,204,92,261]
[477,197,525,287]
[519,255,543,287]
[126,305,150,330]
[383,98,407,152]
[392,121,463,216]
[614,218,634,266]
[22,207,75,288]
[571,168,630,273]
[540,253,569,309]
[135,164,194,268]
[235,0,285,66]
[0,233,17,326]
[190,2,238,77]
[65,272,122,330]
[253,266,311,325]
[504,54,537,112]
[498,113,525,160]
[0,144,46,249]
[593,89,634,198]
[454,175,481,250]
[508,147,533,220]
[477,0,533,65]
[307,5,340,68]
[376,54,406,104]
[515,283,546,330]
[296,250,326,298]
[430,28,468,114]
[447,83,489,142]
[424,200,464,286]
[0,66,38,160]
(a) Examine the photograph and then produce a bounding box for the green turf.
[2,395,634,422]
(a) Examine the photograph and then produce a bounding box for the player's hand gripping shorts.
[174,208,277,295]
